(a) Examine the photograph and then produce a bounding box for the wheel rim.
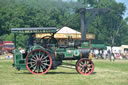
[26,49,52,74]
[76,58,94,75]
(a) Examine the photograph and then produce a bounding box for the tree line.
[0,0,128,48]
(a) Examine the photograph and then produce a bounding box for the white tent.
[57,26,81,34]
[54,26,81,39]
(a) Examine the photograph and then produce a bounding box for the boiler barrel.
[78,48,90,58]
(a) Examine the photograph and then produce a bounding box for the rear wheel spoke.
[27,62,35,65]
[42,63,49,67]
[32,65,37,72]
[42,55,49,60]
[37,65,40,73]
[32,55,37,60]
[31,58,36,62]
[40,55,44,60]
[44,59,50,62]
[29,63,36,68]
[40,66,43,72]
[41,64,46,70]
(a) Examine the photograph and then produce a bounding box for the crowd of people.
[90,49,128,60]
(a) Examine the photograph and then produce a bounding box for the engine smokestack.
[80,8,86,41]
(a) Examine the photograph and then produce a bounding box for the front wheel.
[26,49,52,74]
[76,58,94,75]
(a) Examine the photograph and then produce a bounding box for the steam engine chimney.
[80,8,86,41]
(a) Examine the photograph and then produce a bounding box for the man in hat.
[28,33,35,50]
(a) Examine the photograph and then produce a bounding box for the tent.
[121,45,128,54]
[54,26,81,39]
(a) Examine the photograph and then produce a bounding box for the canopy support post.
[14,33,16,48]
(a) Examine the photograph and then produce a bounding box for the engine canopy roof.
[11,27,57,34]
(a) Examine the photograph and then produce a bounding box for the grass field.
[0,59,128,85]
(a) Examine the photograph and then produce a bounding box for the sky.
[116,0,128,19]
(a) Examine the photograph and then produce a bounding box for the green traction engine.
[11,27,94,75]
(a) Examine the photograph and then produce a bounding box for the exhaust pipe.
[80,8,86,41]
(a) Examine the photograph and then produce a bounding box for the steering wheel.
[40,35,58,47]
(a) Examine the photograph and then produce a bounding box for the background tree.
[0,0,128,48]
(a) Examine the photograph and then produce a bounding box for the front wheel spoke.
[80,61,84,65]
[79,65,83,68]
[88,68,92,71]
[83,68,86,73]
[79,63,83,66]
[87,64,93,68]
[81,67,87,73]
[87,61,91,64]
[80,67,84,72]
[79,62,84,67]
[83,67,86,73]
[86,68,89,73]
[86,61,89,64]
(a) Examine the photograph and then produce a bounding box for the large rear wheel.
[26,49,52,74]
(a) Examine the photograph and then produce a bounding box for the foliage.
[0,0,128,47]
[79,0,127,46]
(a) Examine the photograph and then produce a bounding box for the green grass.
[0,59,128,85]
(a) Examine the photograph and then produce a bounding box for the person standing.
[28,33,35,50]
[107,49,111,61]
